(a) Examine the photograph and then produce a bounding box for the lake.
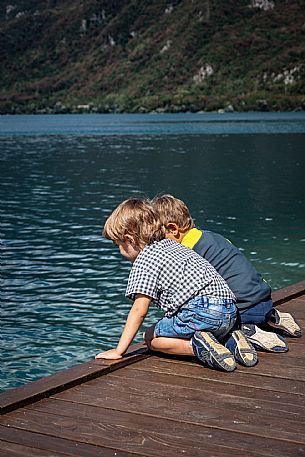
[1,112,305,391]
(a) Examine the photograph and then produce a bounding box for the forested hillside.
[1,0,304,113]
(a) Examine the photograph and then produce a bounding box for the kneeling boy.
[96,198,257,371]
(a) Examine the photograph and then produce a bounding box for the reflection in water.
[1,116,305,391]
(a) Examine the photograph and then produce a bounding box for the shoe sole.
[268,311,302,338]
[193,332,236,372]
[243,325,289,353]
[231,330,258,367]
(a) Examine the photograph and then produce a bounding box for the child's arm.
[95,294,151,360]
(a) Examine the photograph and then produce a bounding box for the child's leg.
[239,298,273,326]
[144,322,236,372]
[144,324,193,355]
[150,336,194,356]
[163,296,253,370]
[238,298,298,352]
[239,296,301,337]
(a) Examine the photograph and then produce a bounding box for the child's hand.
[95,348,123,360]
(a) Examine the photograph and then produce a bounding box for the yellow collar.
[181,228,202,249]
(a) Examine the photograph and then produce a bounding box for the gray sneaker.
[192,331,236,372]
[241,324,288,352]
[225,330,258,367]
[267,309,302,337]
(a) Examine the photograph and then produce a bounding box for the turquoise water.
[1,112,305,391]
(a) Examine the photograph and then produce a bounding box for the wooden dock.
[1,280,305,456]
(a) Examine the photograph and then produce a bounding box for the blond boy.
[96,198,257,371]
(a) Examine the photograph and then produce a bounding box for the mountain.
[1,0,304,113]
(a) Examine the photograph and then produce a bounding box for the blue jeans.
[239,296,273,325]
[154,296,237,340]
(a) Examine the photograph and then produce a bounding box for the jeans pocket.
[191,311,222,333]
[214,313,236,339]
[175,310,199,335]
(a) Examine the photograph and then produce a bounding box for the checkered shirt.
[125,239,235,317]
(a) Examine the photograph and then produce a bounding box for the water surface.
[1,113,305,391]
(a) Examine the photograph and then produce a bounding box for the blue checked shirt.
[125,239,235,317]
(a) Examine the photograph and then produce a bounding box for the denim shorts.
[154,296,237,340]
[239,296,273,325]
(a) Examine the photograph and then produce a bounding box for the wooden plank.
[30,386,305,438]
[107,366,305,407]
[48,374,305,429]
[272,280,305,305]
[1,405,303,457]
[0,425,135,457]
[127,356,305,395]
[0,440,71,457]
[0,342,149,415]
[277,299,305,319]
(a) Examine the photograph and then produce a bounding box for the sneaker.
[225,330,257,367]
[241,324,288,352]
[267,309,302,338]
[192,331,236,372]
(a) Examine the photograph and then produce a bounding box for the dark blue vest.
[193,230,271,310]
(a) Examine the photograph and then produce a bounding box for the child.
[95,197,257,371]
[152,194,301,354]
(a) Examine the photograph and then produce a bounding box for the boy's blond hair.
[152,194,194,231]
[103,198,164,249]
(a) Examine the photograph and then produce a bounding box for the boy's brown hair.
[103,197,164,249]
[152,194,194,231]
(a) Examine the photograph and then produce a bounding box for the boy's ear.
[165,222,180,235]
[124,234,136,244]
